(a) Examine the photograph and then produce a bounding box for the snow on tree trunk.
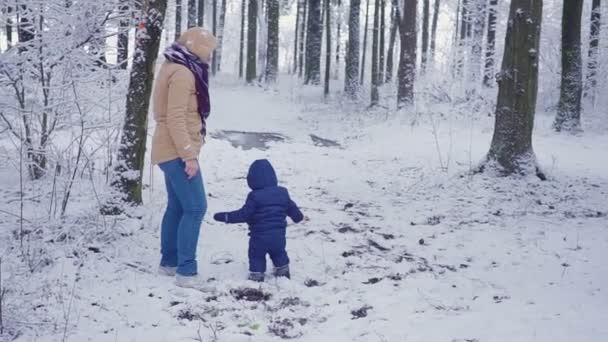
[584,0,601,103]
[371,0,380,106]
[485,0,544,178]
[483,0,498,87]
[117,2,130,70]
[188,0,197,28]
[468,0,486,93]
[397,0,416,108]
[360,0,370,85]
[429,0,439,64]
[4,5,13,49]
[385,0,399,83]
[246,0,258,82]
[421,0,429,73]
[239,0,246,78]
[305,0,322,85]
[345,0,361,97]
[216,0,227,71]
[299,0,308,77]
[554,0,583,133]
[265,0,279,82]
[454,0,468,77]
[109,0,168,209]
[293,0,302,75]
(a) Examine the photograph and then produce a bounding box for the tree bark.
[485,0,543,178]
[468,0,486,91]
[585,0,601,102]
[345,0,361,97]
[335,0,342,80]
[483,0,497,87]
[429,0,440,64]
[299,0,308,77]
[212,0,217,75]
[109,0,169,208]
[454,0,468,76]
[4,5,13,49]
[379,0,386,82]
[246,0,258,82]
[421,0,429,73]
[175,0,182,40]
[198,0,205,26]
[397,0,417,108]
[188,0,197,28]
[554,0,583,133]
[293,0,302,74]
[360,0,370,85]
[371,0,380,106]
[305,0,322,84]
[239,0,246,78]
[266,0,280,82]
[324,0,331,96]
[385,0,399,83]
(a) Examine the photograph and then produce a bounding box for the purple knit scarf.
[163,43,210,136]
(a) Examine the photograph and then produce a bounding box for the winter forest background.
[0,0,607,341]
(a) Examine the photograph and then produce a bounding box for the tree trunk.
[429,0,440,64]
[266,0,280,82]
[108,0,169,209]
[217,0,227,71]
[246,0,258,82]
[299,0,308,77]
[345,0,361,97]
[585,0,601,102]
[188,0,197,28]
[335,0,342,80]
[175,0,182,40]
[324,0,331,96]
[293,0,302,74]
[468,0,486,91]
[371,0,380,106]
[212,0,217,75]
[4,5,13,49]
[454,0,468,76]
[379,0,386,83]
[485,0,543,178]
[397,0,417,108]
[483,0,497,87]
[239,0,246,78]
[385,0,399,83]
[117,2,130,69]
[198,0,205,26]
[360,0,370,84]
[554,0,583,133]
[305,0,322,84]
[421,0,429,73]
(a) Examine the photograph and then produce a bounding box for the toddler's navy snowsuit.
[213,159,303,281]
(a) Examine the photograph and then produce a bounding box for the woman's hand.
[184,159,199,179]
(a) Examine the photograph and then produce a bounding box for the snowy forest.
[0,0,607,341]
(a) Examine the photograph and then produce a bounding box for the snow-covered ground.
[2,79,607,342]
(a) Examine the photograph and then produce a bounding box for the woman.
[151,28,217,289]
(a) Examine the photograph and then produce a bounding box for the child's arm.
[287,197,304,223]
[214,194,256,224]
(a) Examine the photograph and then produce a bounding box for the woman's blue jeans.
[158,158,207,276]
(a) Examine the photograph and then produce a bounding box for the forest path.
[21,81,608,342]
